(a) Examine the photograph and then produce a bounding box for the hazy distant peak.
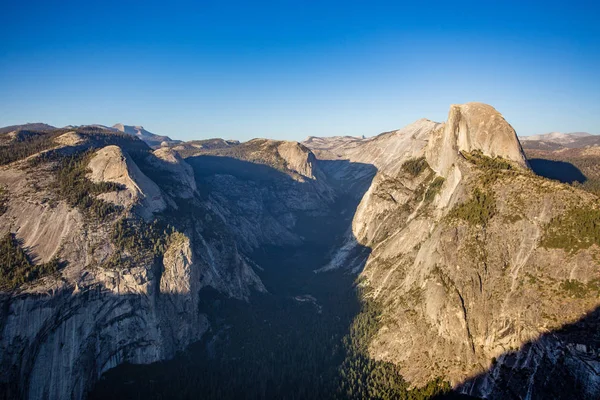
[519,131,598,150]
[112,123,146,135]
[520,131,593,142]
[304,135,364,143]
[426,102,529,175]
[111,123,180,148]
[0,123,56,134]
[413,117,438,125]
[88,124,117,131]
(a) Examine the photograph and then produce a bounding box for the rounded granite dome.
[426,102,528,175]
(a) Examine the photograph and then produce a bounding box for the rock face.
[0,131,256,399]
[112,124,180,148]
[1,240,209,400]
[182,138,337,253]
[426,102,528,175]
[459,324,600,399]
[0,126,334,399]
[305,102,600,399]
[0,189,212,399]
[0,165,81,264]
[2,104,600,399]
[150,147,198,199]
[276,141,322,181]
[88,145,167,217]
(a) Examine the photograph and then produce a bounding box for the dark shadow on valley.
[84,154,380,399]
[4,151,600,400]
[186,155,291,182]
[434,305,600,400]
[528,158,587,184]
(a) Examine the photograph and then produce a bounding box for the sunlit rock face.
[0,126,337,399]
[87,145,167,218]
[305,102,600,399]
[0,132,268,399]
[2,103,600,400]
[150,147,197,199]
[426,102,528,177]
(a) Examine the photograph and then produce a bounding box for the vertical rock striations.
[306,102,600,399]
[426,102,528,176]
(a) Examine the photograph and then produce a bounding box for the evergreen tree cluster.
[104,217,178,269]
[402,157,429,177]
[32,149,124,218]
[541,205,600,252]
[0,186,7,216]
[0,130,63,166]
[461,150,514,171]
[0,232,60,289]
[448,188,496,226]
[424,177,445,203]
[335,296,451,400]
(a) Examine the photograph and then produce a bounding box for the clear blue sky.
[1,0,599,141]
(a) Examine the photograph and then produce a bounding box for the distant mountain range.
[2,105,600,399]
[0,123,56,135]
[0,122,180,148]
[520,131,599,150]
[111,124,180,147]
[520,131,593,142]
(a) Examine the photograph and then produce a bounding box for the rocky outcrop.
[151,147,198,199]
[112,124,179,148]
[361,172,600,387]
[276,141,322,180]
[0,166,82,265]
[459,326,600,399]
[0,134,268,399]
[54,131,84,147]
[306,102,600,398]
[88,145,167,218]
[0,237,209,400]
[426,102,528,176]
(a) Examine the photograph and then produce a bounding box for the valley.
[90,176,451,400]
[1,104,599,399]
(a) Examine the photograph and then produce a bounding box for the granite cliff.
[0,127,328,399]
[304,103,600,399]
[1,104,599,399]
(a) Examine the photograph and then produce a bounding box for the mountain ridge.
[520,131,594,141]
[111,123,180,148]
[1,103,599,399]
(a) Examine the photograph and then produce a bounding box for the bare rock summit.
[427,102,528,175]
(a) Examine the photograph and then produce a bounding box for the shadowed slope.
[436,305,600,399]
[528,158,587,184]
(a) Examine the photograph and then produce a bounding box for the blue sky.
[1,0,599,141]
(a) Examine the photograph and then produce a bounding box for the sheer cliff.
[1,103,600,400]
[305,103,600,399]
[0,127,331,399]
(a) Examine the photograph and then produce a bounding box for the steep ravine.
[2,104,600,399]
[90,200,369,399]
[305,103,600,399]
